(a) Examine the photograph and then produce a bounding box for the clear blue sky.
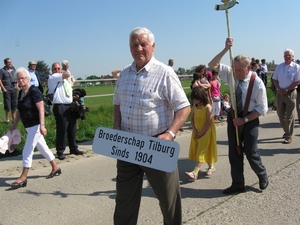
[1,0,299,79]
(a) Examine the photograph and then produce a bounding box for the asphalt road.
[0,111,300,225]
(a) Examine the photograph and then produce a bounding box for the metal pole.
[224,2,241,154]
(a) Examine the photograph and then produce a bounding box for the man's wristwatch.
[165,130,176,140]
[244,117,249,123]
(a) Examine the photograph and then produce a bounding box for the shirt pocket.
[139,89,158,109]
[287,68,295,81]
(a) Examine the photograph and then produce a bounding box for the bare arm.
[62,71,70,79]
[0,80,6,92]
[36,101,47,136]
[273,79,284,96]
[199,82,211,89]
[158,106,191,141]
[233,110,261,127]
[208,37,232,72]
[193,80,211,89]
[190,107,198,134]
[196,106,213,138]
[274,79,300,96]
[10,111,21,131]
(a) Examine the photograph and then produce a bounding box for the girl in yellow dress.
[185,86,218,180]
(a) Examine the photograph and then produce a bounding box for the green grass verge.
[0,76,275,158]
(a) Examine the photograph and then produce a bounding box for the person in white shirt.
[260,59,268,87]
[272,49,300,144]
[208,37,269,195]
[48,62,83,160]
[113,27,190,225]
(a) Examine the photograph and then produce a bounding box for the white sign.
[92,127,180,172]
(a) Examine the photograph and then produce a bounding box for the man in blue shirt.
[28,61,46,94]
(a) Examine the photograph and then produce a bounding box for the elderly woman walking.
[8,67,61,189]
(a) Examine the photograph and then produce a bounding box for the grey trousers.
[276,90,297,138]
[114,160,182,225]
[296,91,300,121]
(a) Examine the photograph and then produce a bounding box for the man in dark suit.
[28,61,47,94]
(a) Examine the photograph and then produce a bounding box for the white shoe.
[205,167,216,176]
[184,171,198,181]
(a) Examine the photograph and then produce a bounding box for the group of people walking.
[0,59,83,188]
[251,58,269,87]
[2,26,300,225]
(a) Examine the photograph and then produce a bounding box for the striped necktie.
[236,80,243,114]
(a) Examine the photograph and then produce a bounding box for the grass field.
[0,77,275,125]
[0,77,275,158]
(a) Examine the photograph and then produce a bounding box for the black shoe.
[223,186,245,195]
[46,168,62,179]
[259,177,269,190]
[10,179,27,189]
[70,150,84,155]
[57,154,66,160]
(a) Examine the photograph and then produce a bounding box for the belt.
[54,103,71,106]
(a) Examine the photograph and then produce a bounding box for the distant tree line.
[34,59,285,79]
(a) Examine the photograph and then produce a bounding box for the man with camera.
[47,62,84,160]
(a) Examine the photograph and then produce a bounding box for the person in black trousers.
[47,62,83,160]
[0,58,18,123]
[208,37,269,194]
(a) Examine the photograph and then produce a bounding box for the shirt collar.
[130,57,156,75]
[239,71,252,82]
[285,61,296,67]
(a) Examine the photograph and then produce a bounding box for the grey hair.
[234,54,251,68]
[15,67,31,80]
[284,49,294,56]
[62,60,69,67]
[129,27,155,45]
